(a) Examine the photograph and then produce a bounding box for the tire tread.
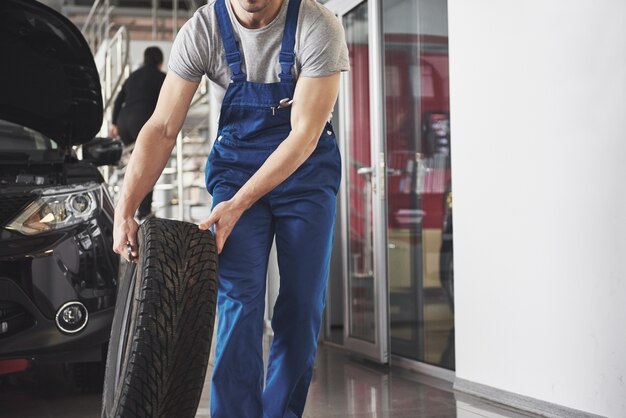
[103,219,217,418]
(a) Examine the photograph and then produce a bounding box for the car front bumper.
[0,216,118,363]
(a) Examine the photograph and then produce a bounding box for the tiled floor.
[0,338,538,418]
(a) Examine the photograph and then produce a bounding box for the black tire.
[102,218,217,418]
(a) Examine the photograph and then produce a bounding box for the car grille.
[0,301,35,339]
[0,193,37,227]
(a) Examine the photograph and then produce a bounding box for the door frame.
[328,0,390,364]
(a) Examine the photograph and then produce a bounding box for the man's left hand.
[198,199,246,254]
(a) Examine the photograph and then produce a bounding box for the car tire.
[102,218,217,418]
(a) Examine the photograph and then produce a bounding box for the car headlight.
[7,183,102,235]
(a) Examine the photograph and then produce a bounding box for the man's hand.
[113,215,139,262]
[198,199,246,254]
[109,124,119,139]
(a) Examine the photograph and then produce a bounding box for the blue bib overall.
[205,0,341,416]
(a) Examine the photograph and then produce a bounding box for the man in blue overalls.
[112,0,349,416]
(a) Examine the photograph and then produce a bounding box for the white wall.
[448,1,626,416]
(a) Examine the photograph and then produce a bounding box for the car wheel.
[102,218,217,418]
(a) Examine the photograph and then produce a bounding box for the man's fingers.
[114,242,130,263]
[112,216,138,263]
[213,222,223,254]
[217,236,224,254]
[125,223,139,260]
[128,238,138,258]
[197,200,238,253]
[126,240,135,262]
[198,210,218,230]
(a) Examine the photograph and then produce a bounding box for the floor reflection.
[0,341,537,418]
[305,347,457,417]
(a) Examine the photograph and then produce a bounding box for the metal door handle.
[357,167,375,175]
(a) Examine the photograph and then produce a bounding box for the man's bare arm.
[199,73,341,252]
[113,72,199,260]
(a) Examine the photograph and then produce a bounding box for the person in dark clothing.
[110,46,166,220]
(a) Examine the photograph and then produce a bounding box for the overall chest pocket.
[219,105,292,146]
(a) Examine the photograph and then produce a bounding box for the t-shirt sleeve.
[168,10,210,82]
[299,9,350,78]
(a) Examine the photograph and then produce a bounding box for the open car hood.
[0,0,103,147]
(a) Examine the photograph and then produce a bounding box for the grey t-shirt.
[168,0,350,104]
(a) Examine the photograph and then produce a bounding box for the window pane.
[384,0,455,369]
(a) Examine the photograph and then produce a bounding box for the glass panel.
[343,2,375,344]
[384,0,455,369]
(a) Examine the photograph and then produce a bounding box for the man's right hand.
[113,215,139,263]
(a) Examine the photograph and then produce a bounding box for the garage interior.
[1,1,624,418]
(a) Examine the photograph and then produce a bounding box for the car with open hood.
[0,0,122,388]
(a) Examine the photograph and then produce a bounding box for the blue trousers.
[209,177,337,418]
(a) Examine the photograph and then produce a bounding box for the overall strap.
[215,0,246,82]
[278,0,302,82]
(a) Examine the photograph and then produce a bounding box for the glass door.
[382,0,455,369]
[329,0,454,368]
[338,0,389,363]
